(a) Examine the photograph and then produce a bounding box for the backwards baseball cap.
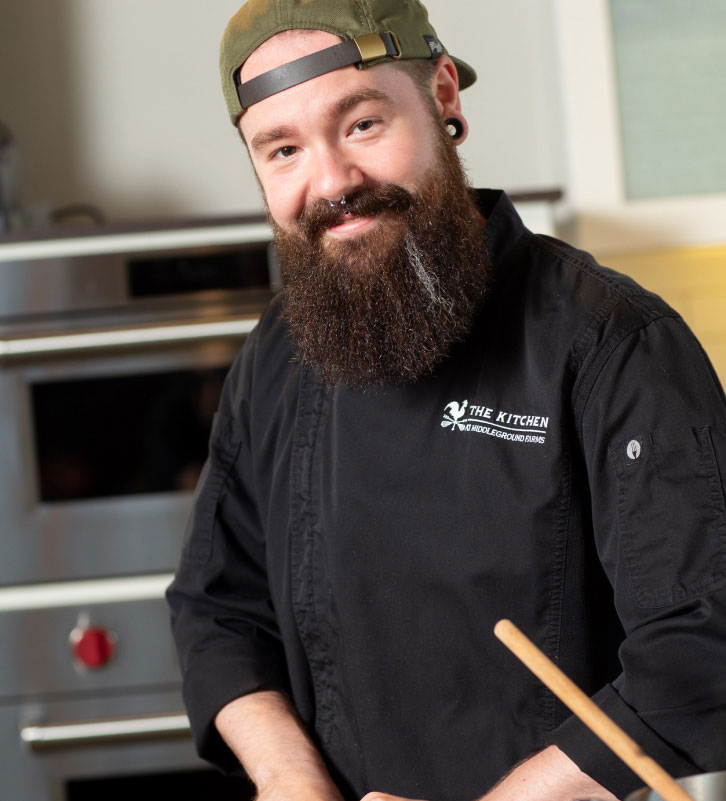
[220,0,477,124]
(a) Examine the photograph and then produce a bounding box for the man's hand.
[215,690,344,801]
[361,745,620,801]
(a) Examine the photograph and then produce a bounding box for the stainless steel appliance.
[626,772,726,801]
[0,216,274,799]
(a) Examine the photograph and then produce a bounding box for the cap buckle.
[354,31,400,63]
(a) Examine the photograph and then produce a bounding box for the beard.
[271,128,489,390]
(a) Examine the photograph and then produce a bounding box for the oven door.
[4,691,254,801]
[0,320,256,586]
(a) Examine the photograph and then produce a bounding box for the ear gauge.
[445,117,465,141]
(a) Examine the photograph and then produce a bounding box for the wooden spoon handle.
[493,619,695,801]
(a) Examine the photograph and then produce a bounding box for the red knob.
[70,625,116,669]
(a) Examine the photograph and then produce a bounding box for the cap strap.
[236,31,400,110]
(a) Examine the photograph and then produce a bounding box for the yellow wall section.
[596,245,726,385]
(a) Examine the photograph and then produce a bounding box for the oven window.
[128,243,270,297]
[31,367,228,502]
[66,767,254,800]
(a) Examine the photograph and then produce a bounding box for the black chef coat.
[167,190,726,800]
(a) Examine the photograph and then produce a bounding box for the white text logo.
[441,399,549,445]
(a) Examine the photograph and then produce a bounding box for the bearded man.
[167,2,726,800]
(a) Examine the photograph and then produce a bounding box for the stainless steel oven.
[0,216,274,799]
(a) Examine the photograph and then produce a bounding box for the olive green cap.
[220,0,477,124]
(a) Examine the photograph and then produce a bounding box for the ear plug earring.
[445,117,464,141]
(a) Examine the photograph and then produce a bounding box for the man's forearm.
[362,744,620,801]
[482,745,620,801]
[216,695,619,801]
[215,690,343,801]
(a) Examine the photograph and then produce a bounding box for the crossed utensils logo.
[441,400,468,431]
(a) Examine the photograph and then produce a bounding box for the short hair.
[394,58,438,106]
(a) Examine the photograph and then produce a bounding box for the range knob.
[69,619,116,670]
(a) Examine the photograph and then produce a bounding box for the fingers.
[361,793,429,801]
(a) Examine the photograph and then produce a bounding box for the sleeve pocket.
[609,425,726,608]
[180,412,242,565]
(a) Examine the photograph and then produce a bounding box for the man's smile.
[325,209,395,239]
[327,214,376,236]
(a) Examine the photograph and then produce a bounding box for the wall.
[554,0,726,252]
[0,0,565,222]
[599,245,726,384]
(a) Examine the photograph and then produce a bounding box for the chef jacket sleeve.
[546,311,726,797]
[166,329,290,775]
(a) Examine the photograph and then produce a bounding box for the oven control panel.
[0,592,179,700]
[69,616,117,670]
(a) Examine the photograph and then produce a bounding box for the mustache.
[297,183,414,240]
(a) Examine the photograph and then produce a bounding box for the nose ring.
[328,195,348,209]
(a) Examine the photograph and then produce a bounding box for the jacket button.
[626,439,642,460]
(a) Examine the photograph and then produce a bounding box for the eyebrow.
[249,125,299,155]
[248,87,395,155]
[328,87,394,119]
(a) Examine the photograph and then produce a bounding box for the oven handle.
[20,712,191,750]
[0,315,260,360]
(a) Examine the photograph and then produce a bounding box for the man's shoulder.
[484,190,675,326]
[224,292,299,404]
[252,291,293,351]
[526,231,678,328]
[235,291,299,366]
[483,207,684,380]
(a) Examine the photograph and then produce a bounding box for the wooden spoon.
[493,619,695,801]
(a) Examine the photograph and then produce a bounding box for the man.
[167,1,726,799]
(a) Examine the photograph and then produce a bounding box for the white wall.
[438,0,565,195]
[553,0,726,251]
[0,0,566,223]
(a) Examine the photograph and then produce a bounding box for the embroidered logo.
[441,400,469,431]
[440,399,550,445]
